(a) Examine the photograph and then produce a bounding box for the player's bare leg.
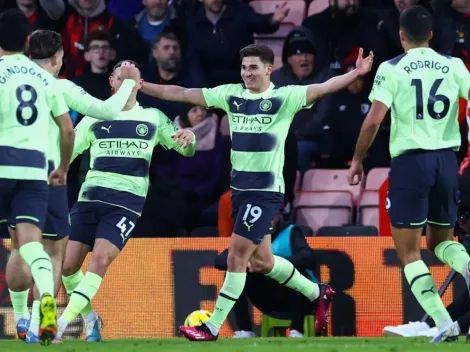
[55,239,117,342]
[392,226,455,342]
[15,222,56,345]
[429,224,470,342]
[6,236,33,341]
[249,235,333,335]
[180,233,257,341]
[25,238,67,343]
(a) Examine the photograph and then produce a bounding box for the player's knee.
[227,251,248,272]
[250,256,274,274]
[88,251,113,276]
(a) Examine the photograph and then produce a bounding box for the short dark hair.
[240,44,274,65]
[399,5,433,44]
[112,60,142,77]
[27,30,63,60]
[154,32,180,48]
[0,9,29,52]
[85,30,114,51]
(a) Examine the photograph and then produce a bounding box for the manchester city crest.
[259,99,272,112]
[136,123,149,137]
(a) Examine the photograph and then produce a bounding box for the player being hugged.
[348,6,470,343]
[4,29,141,345]
[141,43,373,341]
[52,61,195,343]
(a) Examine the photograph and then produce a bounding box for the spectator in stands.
[321,46,372,167]
[303,0,382,71]
[272,27,337,173]
[107,0,144,21]
[131,0,184,49]
[159,104,224,231]
[73,30,115,112]
[139,32,207,120]
[62,0,148,79]
[16,0,65,31]
[187,0,289,87]
[215,213,318,338]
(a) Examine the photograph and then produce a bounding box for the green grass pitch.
[0,337,469,352]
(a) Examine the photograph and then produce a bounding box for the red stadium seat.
[365,167,390,190]
[250,0,306,38]
[302,169,363,203]
[357,168,390,227]
[294,191,353,233]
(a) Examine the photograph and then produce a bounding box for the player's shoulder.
[139,104,170,124]
[57,78,87,94]
[380,53,408,71]
[214,83,244,94]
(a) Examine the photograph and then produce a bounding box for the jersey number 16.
[411,78,450,120]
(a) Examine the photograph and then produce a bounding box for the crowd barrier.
[0,237,464,339]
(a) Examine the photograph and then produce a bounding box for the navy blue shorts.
[70,201,138,251]
[232,190,284,244]
[43,185,70,240]
[388,149,458,229]
[0,179,48,232]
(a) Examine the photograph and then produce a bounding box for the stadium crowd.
[1,0,469,238]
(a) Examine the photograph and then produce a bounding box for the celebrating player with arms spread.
[52,61,195,342]
[348,6,470,343]
[5,29,140,344]
[142,43,373,341]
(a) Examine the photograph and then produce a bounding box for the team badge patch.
[136,123,149,137]
[259,99,272,112]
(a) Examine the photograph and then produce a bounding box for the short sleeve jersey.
[72,103,194,215]
[202,83,311,193]
[369,48,470,158]
[0,54,68,181]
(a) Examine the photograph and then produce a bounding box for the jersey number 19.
[411,78,450,120]
[16,84,38,126]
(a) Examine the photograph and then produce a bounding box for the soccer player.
[141,43,373,341]
[0,9,75,345]
[52,60,196,342]
[4,29,140,344]
[348,6,470,343]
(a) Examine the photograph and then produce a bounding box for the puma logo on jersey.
[233,100,244,111]
[244,221,254,231]
[101,126,111,133]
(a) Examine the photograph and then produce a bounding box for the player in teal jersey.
[3,29,141,344]
[141,43,373,340]
[348,6,470,343]
[51,60,195,342]
[0,10,75,345]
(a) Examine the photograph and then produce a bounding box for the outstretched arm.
[142,82,208,107]
[306,48,374,105]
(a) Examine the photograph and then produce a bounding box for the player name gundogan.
[404,60,449,74]
[0,65,49,85]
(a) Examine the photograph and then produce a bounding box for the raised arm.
[306,48,374,105]
[141,82,208,107]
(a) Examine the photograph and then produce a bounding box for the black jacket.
[187,1,279,87]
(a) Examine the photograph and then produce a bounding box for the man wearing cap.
[272,27,337,172]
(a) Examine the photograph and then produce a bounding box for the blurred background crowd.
[3,0,469,238]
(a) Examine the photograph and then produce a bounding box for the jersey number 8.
[411,78,450,120]
[16,84,38,126]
